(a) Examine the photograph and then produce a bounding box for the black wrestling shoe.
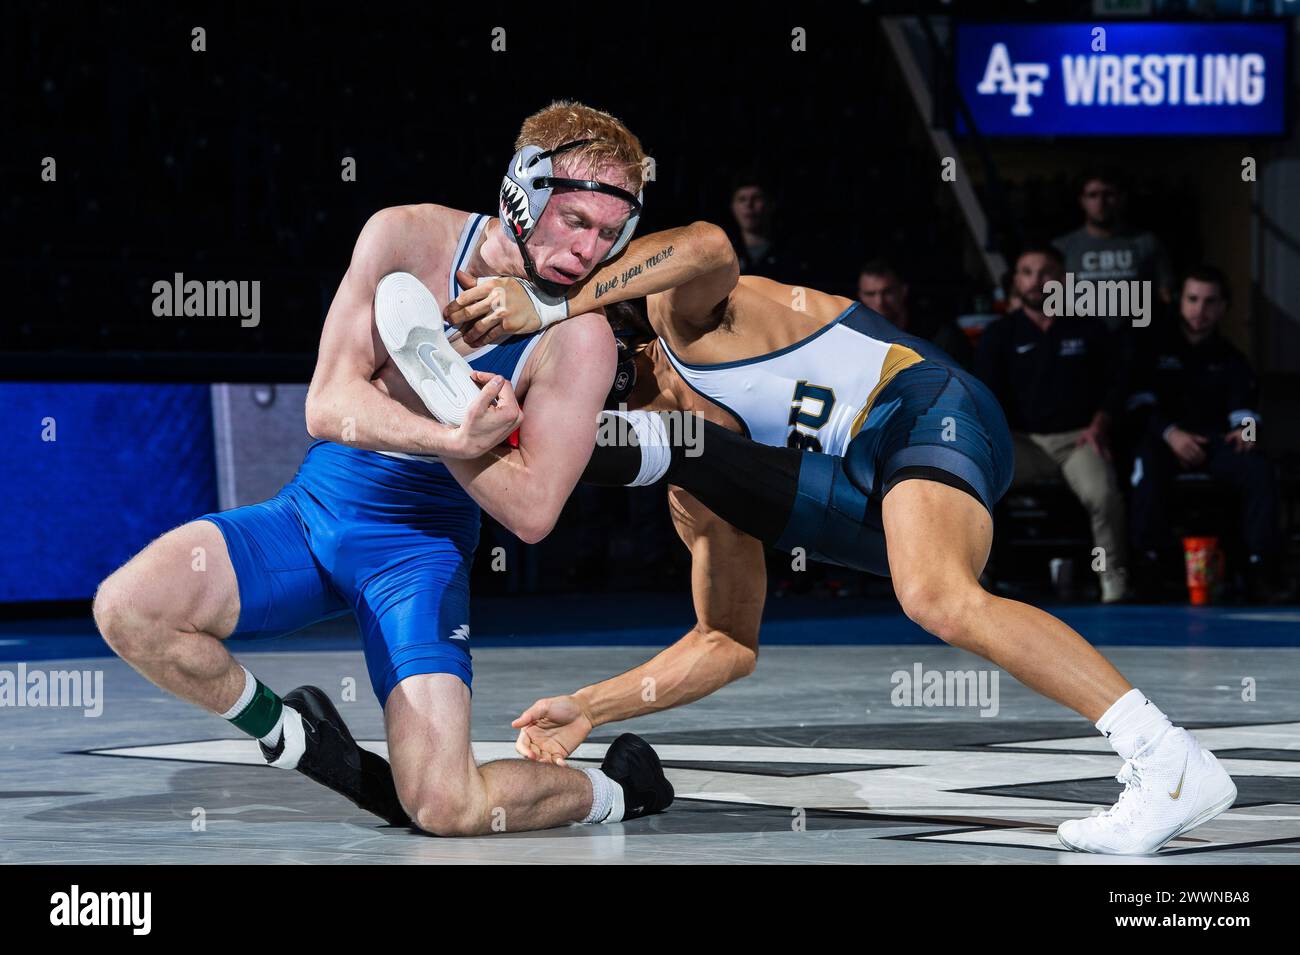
[601,733,674,820]
[260,685,411,828]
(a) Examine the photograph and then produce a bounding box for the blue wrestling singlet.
[201,213,545,704]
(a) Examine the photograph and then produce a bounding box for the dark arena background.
[2,0,1299,912]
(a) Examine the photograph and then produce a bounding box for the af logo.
[976,43,1050,117]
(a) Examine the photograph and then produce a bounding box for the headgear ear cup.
[604,188,643,260]
[498,139,644,270]
[499,144,556,246]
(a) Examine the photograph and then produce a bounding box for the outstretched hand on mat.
[512,694,595,766]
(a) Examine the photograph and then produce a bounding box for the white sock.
[220,666,288,748]
[581,767,625,824]
[259,710,286,748]
[1096,688,1173,760]
[218,666,257,720]
[266,705,306,770]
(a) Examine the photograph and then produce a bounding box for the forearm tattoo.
[594,244,675,300]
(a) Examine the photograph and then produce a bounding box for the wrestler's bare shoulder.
[359,204,470,263]
[655,275,854,366]
[734,274,855,322]
[343,204,477,310]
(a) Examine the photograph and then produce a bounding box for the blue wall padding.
[0,383,218,602]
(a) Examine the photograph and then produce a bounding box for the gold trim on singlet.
[849,343,925,438]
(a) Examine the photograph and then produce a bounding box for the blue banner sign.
[956,22,1288,136]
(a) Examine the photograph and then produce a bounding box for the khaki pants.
[1011,429,1127,574]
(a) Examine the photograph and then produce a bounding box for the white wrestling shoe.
[374,271,479,426]
[1058,726,1237,855]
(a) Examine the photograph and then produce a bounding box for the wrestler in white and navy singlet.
[654,302,1015,576]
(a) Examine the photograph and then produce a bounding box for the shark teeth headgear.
[497,140,644,273]
[499,176,534,238]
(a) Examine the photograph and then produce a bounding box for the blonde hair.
[515,100,646,194]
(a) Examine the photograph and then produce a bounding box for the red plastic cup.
[1183,536,1225,606]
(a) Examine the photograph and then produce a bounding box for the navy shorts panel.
[855,363,1013,513]
[775,451,888,575]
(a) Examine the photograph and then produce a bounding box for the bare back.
[650,275,854,365]
[634,275,858,434]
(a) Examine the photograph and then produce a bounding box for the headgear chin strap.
[499,139,644,294]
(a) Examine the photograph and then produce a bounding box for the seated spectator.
[1126,265,1292,603]
[998,267,1023,314]
[1054,166,1175,328]
[727,172,808,285]
[857,259,973,369]
[976,244,1130,603]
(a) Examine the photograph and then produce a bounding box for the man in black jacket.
[1127,265,1289,602]
[976,244,1130,602]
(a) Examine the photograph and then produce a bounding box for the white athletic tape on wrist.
[514,278,570,328]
